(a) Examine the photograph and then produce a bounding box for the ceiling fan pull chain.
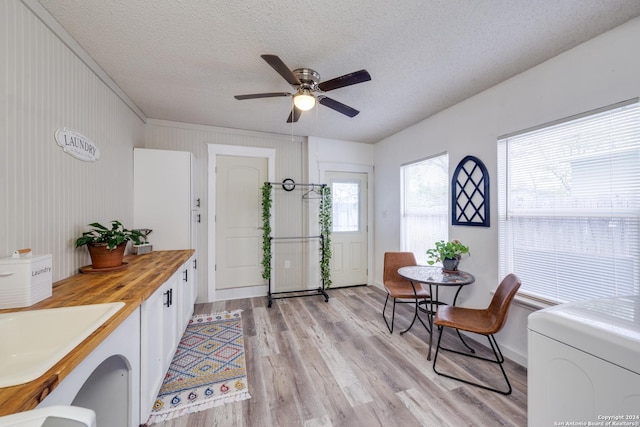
[291,97,295,142]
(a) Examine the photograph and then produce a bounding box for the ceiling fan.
[234,54,371,123]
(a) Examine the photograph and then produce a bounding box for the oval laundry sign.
[55,128,100,162]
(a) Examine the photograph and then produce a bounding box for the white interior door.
[326,171,368,287]
[215,155,268,290]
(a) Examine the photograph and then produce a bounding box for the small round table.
[397,266,475,360]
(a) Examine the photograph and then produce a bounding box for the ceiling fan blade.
[261,54,301,86]
[317,69,371,92]
[286,106,302,123]
[319,97,360,117]
[234,92,291,100]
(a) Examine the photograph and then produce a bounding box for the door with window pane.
[327,171,368,287]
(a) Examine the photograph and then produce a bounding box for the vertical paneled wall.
[1,0,145,280]
[145,120,308,298]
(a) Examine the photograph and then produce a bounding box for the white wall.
[142,128,374,301]
[145,120,313,301]
[307,136,375,182]
[1,0,145,280]
[374,16,640,365]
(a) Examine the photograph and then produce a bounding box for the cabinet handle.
[196,214,201,223]
[196,198,201,208]
[183,269,188,282]
[193,259,197,270]
[164,289,173,307]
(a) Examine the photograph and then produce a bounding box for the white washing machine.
[0,406,95,427]
[528,295,640,426]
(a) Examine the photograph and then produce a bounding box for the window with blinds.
[498,99,640,304]
[401,153,449,264]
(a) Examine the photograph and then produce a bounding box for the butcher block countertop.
[0,249,195,416]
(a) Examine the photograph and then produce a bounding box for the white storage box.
[0,254,52,309]
[132,243,153,254]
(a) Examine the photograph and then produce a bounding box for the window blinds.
[498,99,640,304]
[401,153,449,264]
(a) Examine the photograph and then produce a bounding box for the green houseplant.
[76,220,146,269]
[426,239,470,271]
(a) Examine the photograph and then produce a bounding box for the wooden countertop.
[0,249,195,416]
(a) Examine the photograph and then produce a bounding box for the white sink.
[0,302,125,388]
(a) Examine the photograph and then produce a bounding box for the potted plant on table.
[426,239,470,272]
[75,220,146,269]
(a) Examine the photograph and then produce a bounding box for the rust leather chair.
[382,252,432,334]
[432,273,521,395]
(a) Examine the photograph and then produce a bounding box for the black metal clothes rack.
[264,181,330,308]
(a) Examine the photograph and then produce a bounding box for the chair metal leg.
[456,329,476,353]
[432,327,513,395]
[382,293,396,333]
[383,294,432,336]
[450,285,475,353]
[400,298,433,335]
[399,299,418,335]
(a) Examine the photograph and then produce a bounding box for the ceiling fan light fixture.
[293,90,316,111]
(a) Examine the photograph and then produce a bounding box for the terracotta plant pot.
[87,242,126,269]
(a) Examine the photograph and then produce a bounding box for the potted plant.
[76,220,146,269]
[426,239,470,272]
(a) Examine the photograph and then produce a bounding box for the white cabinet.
[134,148,200,302]
[178,257,196,331]
[139,271,179,424]
[139,256,197,424]
[133,148,199,251]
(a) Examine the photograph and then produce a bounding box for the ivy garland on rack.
[260,182,333,290]
[319,185,332,289]
[261,182,272,281]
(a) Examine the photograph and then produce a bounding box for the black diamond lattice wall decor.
[452,155,490,227]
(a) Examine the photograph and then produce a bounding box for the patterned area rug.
[146,310,251,425]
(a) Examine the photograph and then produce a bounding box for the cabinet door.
[162,272,179,368]
[140,285,165,422]
[191,257,198,305]
[133,148,192,250]
[140,273,179,424]
[179,262,195,331]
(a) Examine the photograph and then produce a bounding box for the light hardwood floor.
[151,286,527,427]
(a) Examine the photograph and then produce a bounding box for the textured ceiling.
[37,0,640,143]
